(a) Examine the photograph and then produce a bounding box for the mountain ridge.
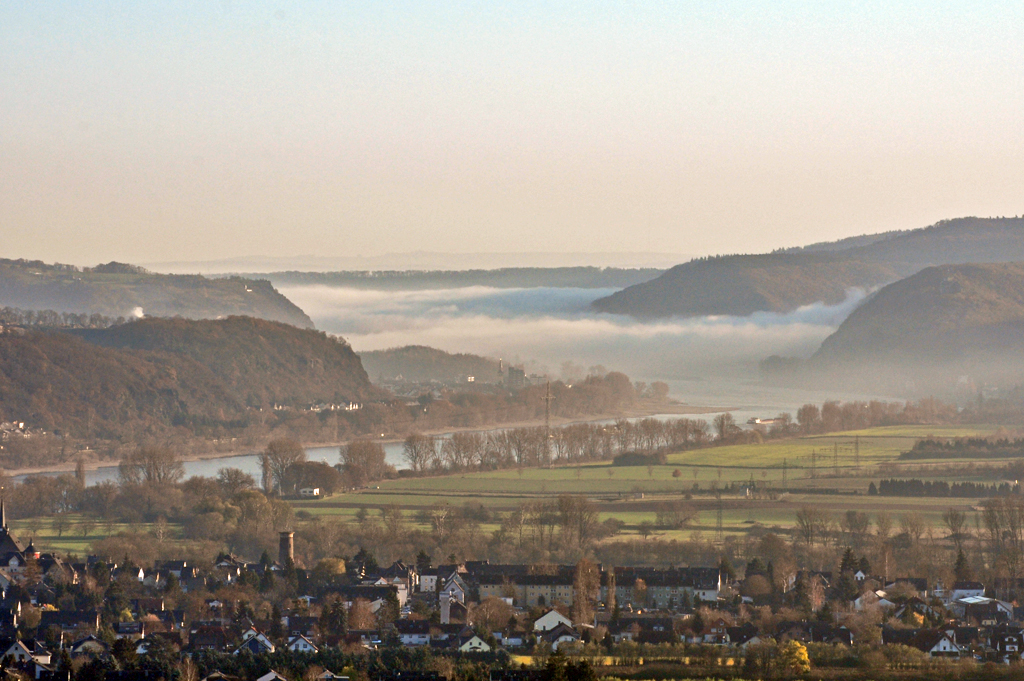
[0,258,314,328]
[593,216,1024,318]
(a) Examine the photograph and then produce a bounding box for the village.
[2,490,1024,681]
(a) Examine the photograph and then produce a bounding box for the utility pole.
[782,458,788,488]
[810,450,817,479]
[834,442,840,477]
[854,436,861,470]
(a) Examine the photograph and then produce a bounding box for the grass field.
[288,424,1011,542]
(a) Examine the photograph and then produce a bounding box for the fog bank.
[282,285,869,380]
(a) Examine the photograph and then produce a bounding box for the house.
[853,589,895,612]
[777,622,853,646]
[533,610,573,633]
[726,624,763,649]
[189,625,232,652]
[394,619,431,646]
[3,640,50,665]
[893,597,941,622]
[494,628,527,648]
[315,672,348,681]
[201,673,242,681]
[457,634,492,653]
[884,627,962,657]
[911,629,962,657]
[439,574,467,604]
[68,635,110,658]
[135,633,184,656]
[698,617,730,645]
[39,610,100,635]
[285,615,319,637]
[992,625,1024,662]
[419,569,438,594]
[287,635,318,653]
[955,595,1013,624]
[234,628,275,655]
[115,621,145,639]
[950,581,985,603]
[256,672,289,681]
[540,622,580,651]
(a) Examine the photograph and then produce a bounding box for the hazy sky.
[3,2,1023,265]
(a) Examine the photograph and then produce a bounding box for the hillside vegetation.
[359,345,500,383]
[811,263,1024,388]
[592,253,895,318]
[0,258,313,328]
[0,317,375,444]
[595,216,1024,318]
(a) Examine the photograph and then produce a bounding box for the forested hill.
[0,258,313,328]
[73,317,378,410]
[592,253,895,318]
[0,317,377,441]
[360,345,501,383]
[810,263,1024,387]
[594,216,1024,318]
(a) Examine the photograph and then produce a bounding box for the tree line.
[901,436,1024,460]
[0,306,126,329]
[871,478,1021,498]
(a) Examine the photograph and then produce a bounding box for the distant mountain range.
[594,217,1024,318]
[146,251,690,274]
[255,267,664,291]
[0,259,313,328]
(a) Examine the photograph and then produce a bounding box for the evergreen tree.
[839,547,856,574]
[955,549,973,581]
[319,596,347,636]
[718,556,736,582]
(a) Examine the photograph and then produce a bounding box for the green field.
[289,425,1010,541]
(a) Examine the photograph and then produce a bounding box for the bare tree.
[258,439,305,493]
[118,447,184,487]
[403,433,435,472]
[572,559,600,625]
[942,508,969,554]
[217,468,256,497]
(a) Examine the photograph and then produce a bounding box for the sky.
[2,1,1023,266]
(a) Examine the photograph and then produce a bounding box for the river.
[13,376,894,487]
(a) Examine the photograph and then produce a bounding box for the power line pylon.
[542,380,554,465]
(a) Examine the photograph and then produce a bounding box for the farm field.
[289,424,1015,542]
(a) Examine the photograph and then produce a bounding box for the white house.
[854,589,896,612]
[950,582,985,603]
[457,635,491,653]
[440,574,467,604]
[287,635,319,653]
[256,672,289,681]
[533,609,573,633]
